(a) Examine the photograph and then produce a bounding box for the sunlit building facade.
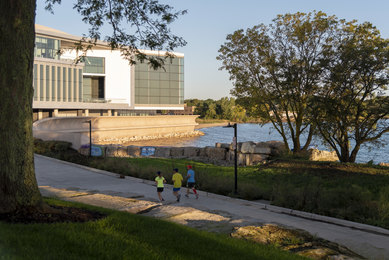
[33,25,184,120]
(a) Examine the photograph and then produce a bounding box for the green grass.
[34,139,389,229]
[0,198,304,260]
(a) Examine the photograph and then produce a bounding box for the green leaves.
[45,0,186,67]
[218,11,389,161]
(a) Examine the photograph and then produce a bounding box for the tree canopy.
[310,21,389,162]
[45,0,187,68]
[218,11,338,153]
[218,11,389,162]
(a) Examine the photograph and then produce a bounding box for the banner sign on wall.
[141,146,156,156]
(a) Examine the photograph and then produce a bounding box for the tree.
[310,22,389,162]
[217,11,338,153]
[0,0,185,214]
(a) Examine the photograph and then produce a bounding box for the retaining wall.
[80,141,339,166]
[33,115,199,149]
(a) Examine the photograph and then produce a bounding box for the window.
[82,56,105,74]
[134,56,184,104]
[34,36,60,59]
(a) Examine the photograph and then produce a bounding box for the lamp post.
[224,122,238,194]
[84,120,92,157]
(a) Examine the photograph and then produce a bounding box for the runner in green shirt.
[155,171,166,203]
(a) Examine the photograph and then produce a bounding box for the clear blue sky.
[36,0,389,100]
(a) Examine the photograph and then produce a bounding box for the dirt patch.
[0,205,106,224]
[231,224,364,259]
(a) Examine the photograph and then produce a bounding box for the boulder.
[127,146,141,157]
[184,147,200,157]
[199,147,209,157]
[241,141,256,154]
[215,143,231,149]
[245,154,269,166]
[205,147,227,160]
[308,149,338,162]
[227,150,235,162]
[105,146,119,157]
[79,147,89,156]
[253,142,272,154]
[238,153,246,166]
[155,147,171,158]
[170,147,185,158]
[266,141,287,156]
[116,146,129,157]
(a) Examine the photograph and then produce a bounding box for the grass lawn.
[0,198,304,260]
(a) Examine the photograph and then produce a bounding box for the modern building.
[33,24,185,121]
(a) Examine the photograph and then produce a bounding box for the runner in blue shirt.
[185,165,199,199]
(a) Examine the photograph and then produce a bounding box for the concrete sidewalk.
[34,154,389,259]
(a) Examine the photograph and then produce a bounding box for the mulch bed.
[0,205,106,224]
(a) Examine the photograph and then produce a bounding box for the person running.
[154,171,166,203]
[185,165,199,199]
[172,168,183,202]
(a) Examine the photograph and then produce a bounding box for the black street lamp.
[224,122,238,194]
[84,120,92,157]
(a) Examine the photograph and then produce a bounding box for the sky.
[35,0,389,100]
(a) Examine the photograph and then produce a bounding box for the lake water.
[135,123,389,163]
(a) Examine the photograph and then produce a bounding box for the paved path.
[34,154,389,259]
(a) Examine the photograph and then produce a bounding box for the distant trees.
[218,11,389,162]
[186,97,248,122]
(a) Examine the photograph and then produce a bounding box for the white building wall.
[61,49,132,106]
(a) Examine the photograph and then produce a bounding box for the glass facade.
[82,56,105,74]
[34,36,60,59]
[134,56,184,105]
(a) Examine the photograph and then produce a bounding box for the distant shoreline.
[195,122,230,129]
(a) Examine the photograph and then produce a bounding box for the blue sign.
[141,146,156,156]
[91,145,103,157]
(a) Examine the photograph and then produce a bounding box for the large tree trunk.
[0,0,42,213]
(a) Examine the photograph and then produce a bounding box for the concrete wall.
[33,115,199,149]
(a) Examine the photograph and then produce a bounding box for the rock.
[215,143,230,149]
[127,146,141,157]
[231,142,243,152]
[116,146,129,157]
[154,147,171,158]
[308,149,338,162]
[184,147,200,157]
[105,146,118,157]
[238,153,246,166]
[266,141,287,156]
[198,147,208,157]
[79,147,89,156]
[240,141,256,154]
[227,151,235,162]
[253,142,272,154]
[245,154,269,166]
[379,162,389,167]
[205,147,227,161]
[170,147,185,158]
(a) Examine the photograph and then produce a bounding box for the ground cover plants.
[0,198,304,260]
[34,139,389,229]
